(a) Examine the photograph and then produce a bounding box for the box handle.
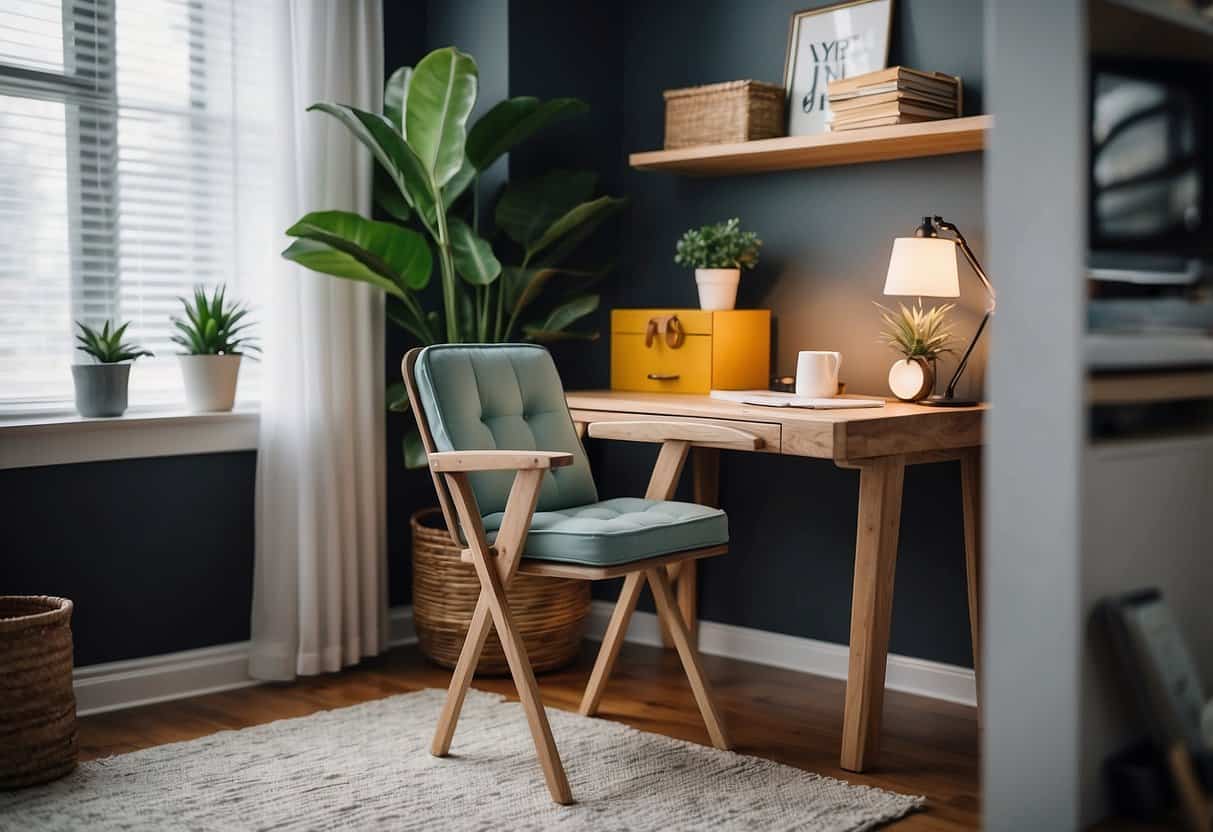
[647,373,681,381]
[644,315,686,349]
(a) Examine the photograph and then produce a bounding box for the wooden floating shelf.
[629,115,991,176]
[1088,370,1213,406]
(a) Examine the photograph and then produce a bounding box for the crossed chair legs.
[429,461,732,806]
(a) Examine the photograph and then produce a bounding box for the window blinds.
[0,0,272,411]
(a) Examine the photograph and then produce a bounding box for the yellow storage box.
[610,309,770,393]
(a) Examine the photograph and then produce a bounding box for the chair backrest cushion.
[413,343,598,516]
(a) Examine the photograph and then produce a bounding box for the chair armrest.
[428,450,575,473]
[586,420,763,451]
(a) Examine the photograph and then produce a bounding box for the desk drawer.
[611,332,712,393]
[569,409,782,454]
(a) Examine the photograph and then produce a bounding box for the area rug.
[0,688,923,831]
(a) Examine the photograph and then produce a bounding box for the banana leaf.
[283,211,432,293]
[466,97,588,171]
[308,102,438,233]
[529,195,627,264]
[404,47,478,188]
[523,293,599,341]
[386,381,411,412]
[383,66,413,134]
[448,217,501,286]
[494,170,597,251]
[373,164,411,223]
[403,428,428,469]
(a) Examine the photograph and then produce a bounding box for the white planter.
[178,354,242,412]
[694,268,740,311]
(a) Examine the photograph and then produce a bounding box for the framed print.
[783,0,893,136]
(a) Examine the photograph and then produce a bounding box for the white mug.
[795,350,842,398]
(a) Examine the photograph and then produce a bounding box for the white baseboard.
[73,602,973,716]
[388,604,417,647]
[74,606,418,717]
[585,601,977,708]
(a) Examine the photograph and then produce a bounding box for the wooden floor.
[78,641,980,830]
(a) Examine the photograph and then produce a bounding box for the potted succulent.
[674,217,762,310]
[71,321,153,417]
[876,299,957,401]
[171,285,258,412]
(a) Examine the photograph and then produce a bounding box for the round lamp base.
[920,395,979,407]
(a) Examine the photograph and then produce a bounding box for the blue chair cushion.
[482,497,728,567]
[413,344,598,516]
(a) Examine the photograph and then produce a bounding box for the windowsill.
[0,407,259,470]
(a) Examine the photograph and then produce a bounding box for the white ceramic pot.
[178,354,242,412]
[694,268,740,311]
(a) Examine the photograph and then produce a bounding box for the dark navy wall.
[501,0,985,667]
[0,454,256,667]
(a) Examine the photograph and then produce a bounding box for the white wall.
[983,0,1087,828]
[1080,436,1213,822]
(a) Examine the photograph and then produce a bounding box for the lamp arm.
[934,219,996,309]
[945,309,990,399]
[932,218,996,399]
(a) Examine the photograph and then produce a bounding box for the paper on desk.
[709,390,884,409]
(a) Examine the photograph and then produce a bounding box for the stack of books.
[827,67,962,132]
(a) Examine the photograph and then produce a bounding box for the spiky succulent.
[171,284,259,356]
[876,299,957,359]
[74,320,154,364]
[674,218,762,270]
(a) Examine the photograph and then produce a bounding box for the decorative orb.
[888,357,934,402]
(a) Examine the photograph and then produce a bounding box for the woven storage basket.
[411,509,590,675]
[663,79,786,150]
[0,596,77,790]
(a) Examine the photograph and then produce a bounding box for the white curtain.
[249,1,388,680]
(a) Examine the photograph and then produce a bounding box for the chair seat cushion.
[482,497,728,567]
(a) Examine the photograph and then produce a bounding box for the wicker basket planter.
[663,79,786,150]
[0,596,77,790]
[411,508,590,675]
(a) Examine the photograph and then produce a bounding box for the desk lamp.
[884,216,995,407]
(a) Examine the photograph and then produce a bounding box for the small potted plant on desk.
[876,298,956,402]
[71,321,153,417]
[674,217,762,310]
[172,285,258,412]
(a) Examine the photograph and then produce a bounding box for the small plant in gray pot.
[172,285,259,413]
[71,321,153,417]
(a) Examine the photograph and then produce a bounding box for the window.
[0,0,272,413]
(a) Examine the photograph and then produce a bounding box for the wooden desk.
[566,390,986,773]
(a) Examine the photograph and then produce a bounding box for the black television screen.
[1090,60,1213,256]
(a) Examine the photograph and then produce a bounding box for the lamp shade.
[883,237,960,297]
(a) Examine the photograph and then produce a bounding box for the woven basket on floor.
[663,79,786,149]
[411,509,590,675]
[0,596,78,790]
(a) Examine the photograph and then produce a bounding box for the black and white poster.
[783,0,893,135]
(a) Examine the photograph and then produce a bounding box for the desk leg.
[961,449,982,714]
[659,446,717,649]
[683,447,719,645]
[840,456,905,773]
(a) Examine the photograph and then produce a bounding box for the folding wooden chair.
[402,343,761,805]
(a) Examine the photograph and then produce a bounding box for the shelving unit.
[1088,370,1213,406]
[629,115,990,176]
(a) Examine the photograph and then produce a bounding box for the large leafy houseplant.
[281,46,625,466]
